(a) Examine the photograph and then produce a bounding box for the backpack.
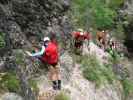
[41,42,58,65]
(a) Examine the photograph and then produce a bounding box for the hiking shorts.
[48,63,61,80]
[75,40,83,48]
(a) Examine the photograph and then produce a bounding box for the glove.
[25,51,32,56]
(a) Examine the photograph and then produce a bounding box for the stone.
[1,93,23,100]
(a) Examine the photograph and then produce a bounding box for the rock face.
[60,51,74,84]
[0,0,71,52]
[64,64,123,100]
[0,0,132,100]
[121,0,133,53]
[34,46,124,100]
[1,93,23,100]
[124,0,133,16]
[0,0,72,72]
[83,42,109,64]
[0,0,71,99]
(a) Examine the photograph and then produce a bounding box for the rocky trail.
[0,42,132,100]
[35,43,123,100]
[0,0,133,99]
[36,63,123,100]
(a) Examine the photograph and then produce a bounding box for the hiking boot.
[57,80,61,90]
[52,81,58,90]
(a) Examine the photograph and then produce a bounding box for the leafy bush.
[91,0,117,29]
[80,55,116,86]
[107,0,124,9]
[0,32,6,48]
[111,22,125,40]
[71,0,119,30]
[121,79,133,97]
[29,79,39,94]
[0,72,20,93]
[54,92,70,100]
[15,50,25,65]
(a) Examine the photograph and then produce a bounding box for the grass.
[0,71,20,93]
[54,92,70,100]
[79,54,133,98]
[29,79,39,95]
[80,55,116,86]
[121,79,133,97]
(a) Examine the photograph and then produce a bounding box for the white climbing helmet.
[102,30,105,33]
[77,28,84,35]
[77,28,84,32]
[43,37,50,42]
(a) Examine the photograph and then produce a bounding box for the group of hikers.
[26,28,120,91]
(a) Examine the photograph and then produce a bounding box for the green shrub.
[121,79,133,97]
[70,0,93,28]
[80,55,116,86]
[91,0,117,29]
[54,92,70,100]
[107,0,124,9]
[111,23,125,40]
[15,50,25,65]
[0,32,6,48]
[29,79,39,93]
[71,0,117,30]
[0,72,20,92]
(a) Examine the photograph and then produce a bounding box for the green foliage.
[107,0,124,9]
[112,23,125,39]
[0,32,6,48]
[107,48,120,63]
[121,79,133,97]
[93,6,116,29]
[0,72,20,92]
[29,79,39,93]
[54,92,70,100]
[80,55,116,86]
[71,0,93,28]
[71,0,118,30]
[15,50,27,69]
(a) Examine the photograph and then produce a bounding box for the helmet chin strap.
[44,43,48,47]
[44,41,49,47]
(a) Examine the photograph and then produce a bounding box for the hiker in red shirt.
[26,36,61,90]
[72,28,91,54]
